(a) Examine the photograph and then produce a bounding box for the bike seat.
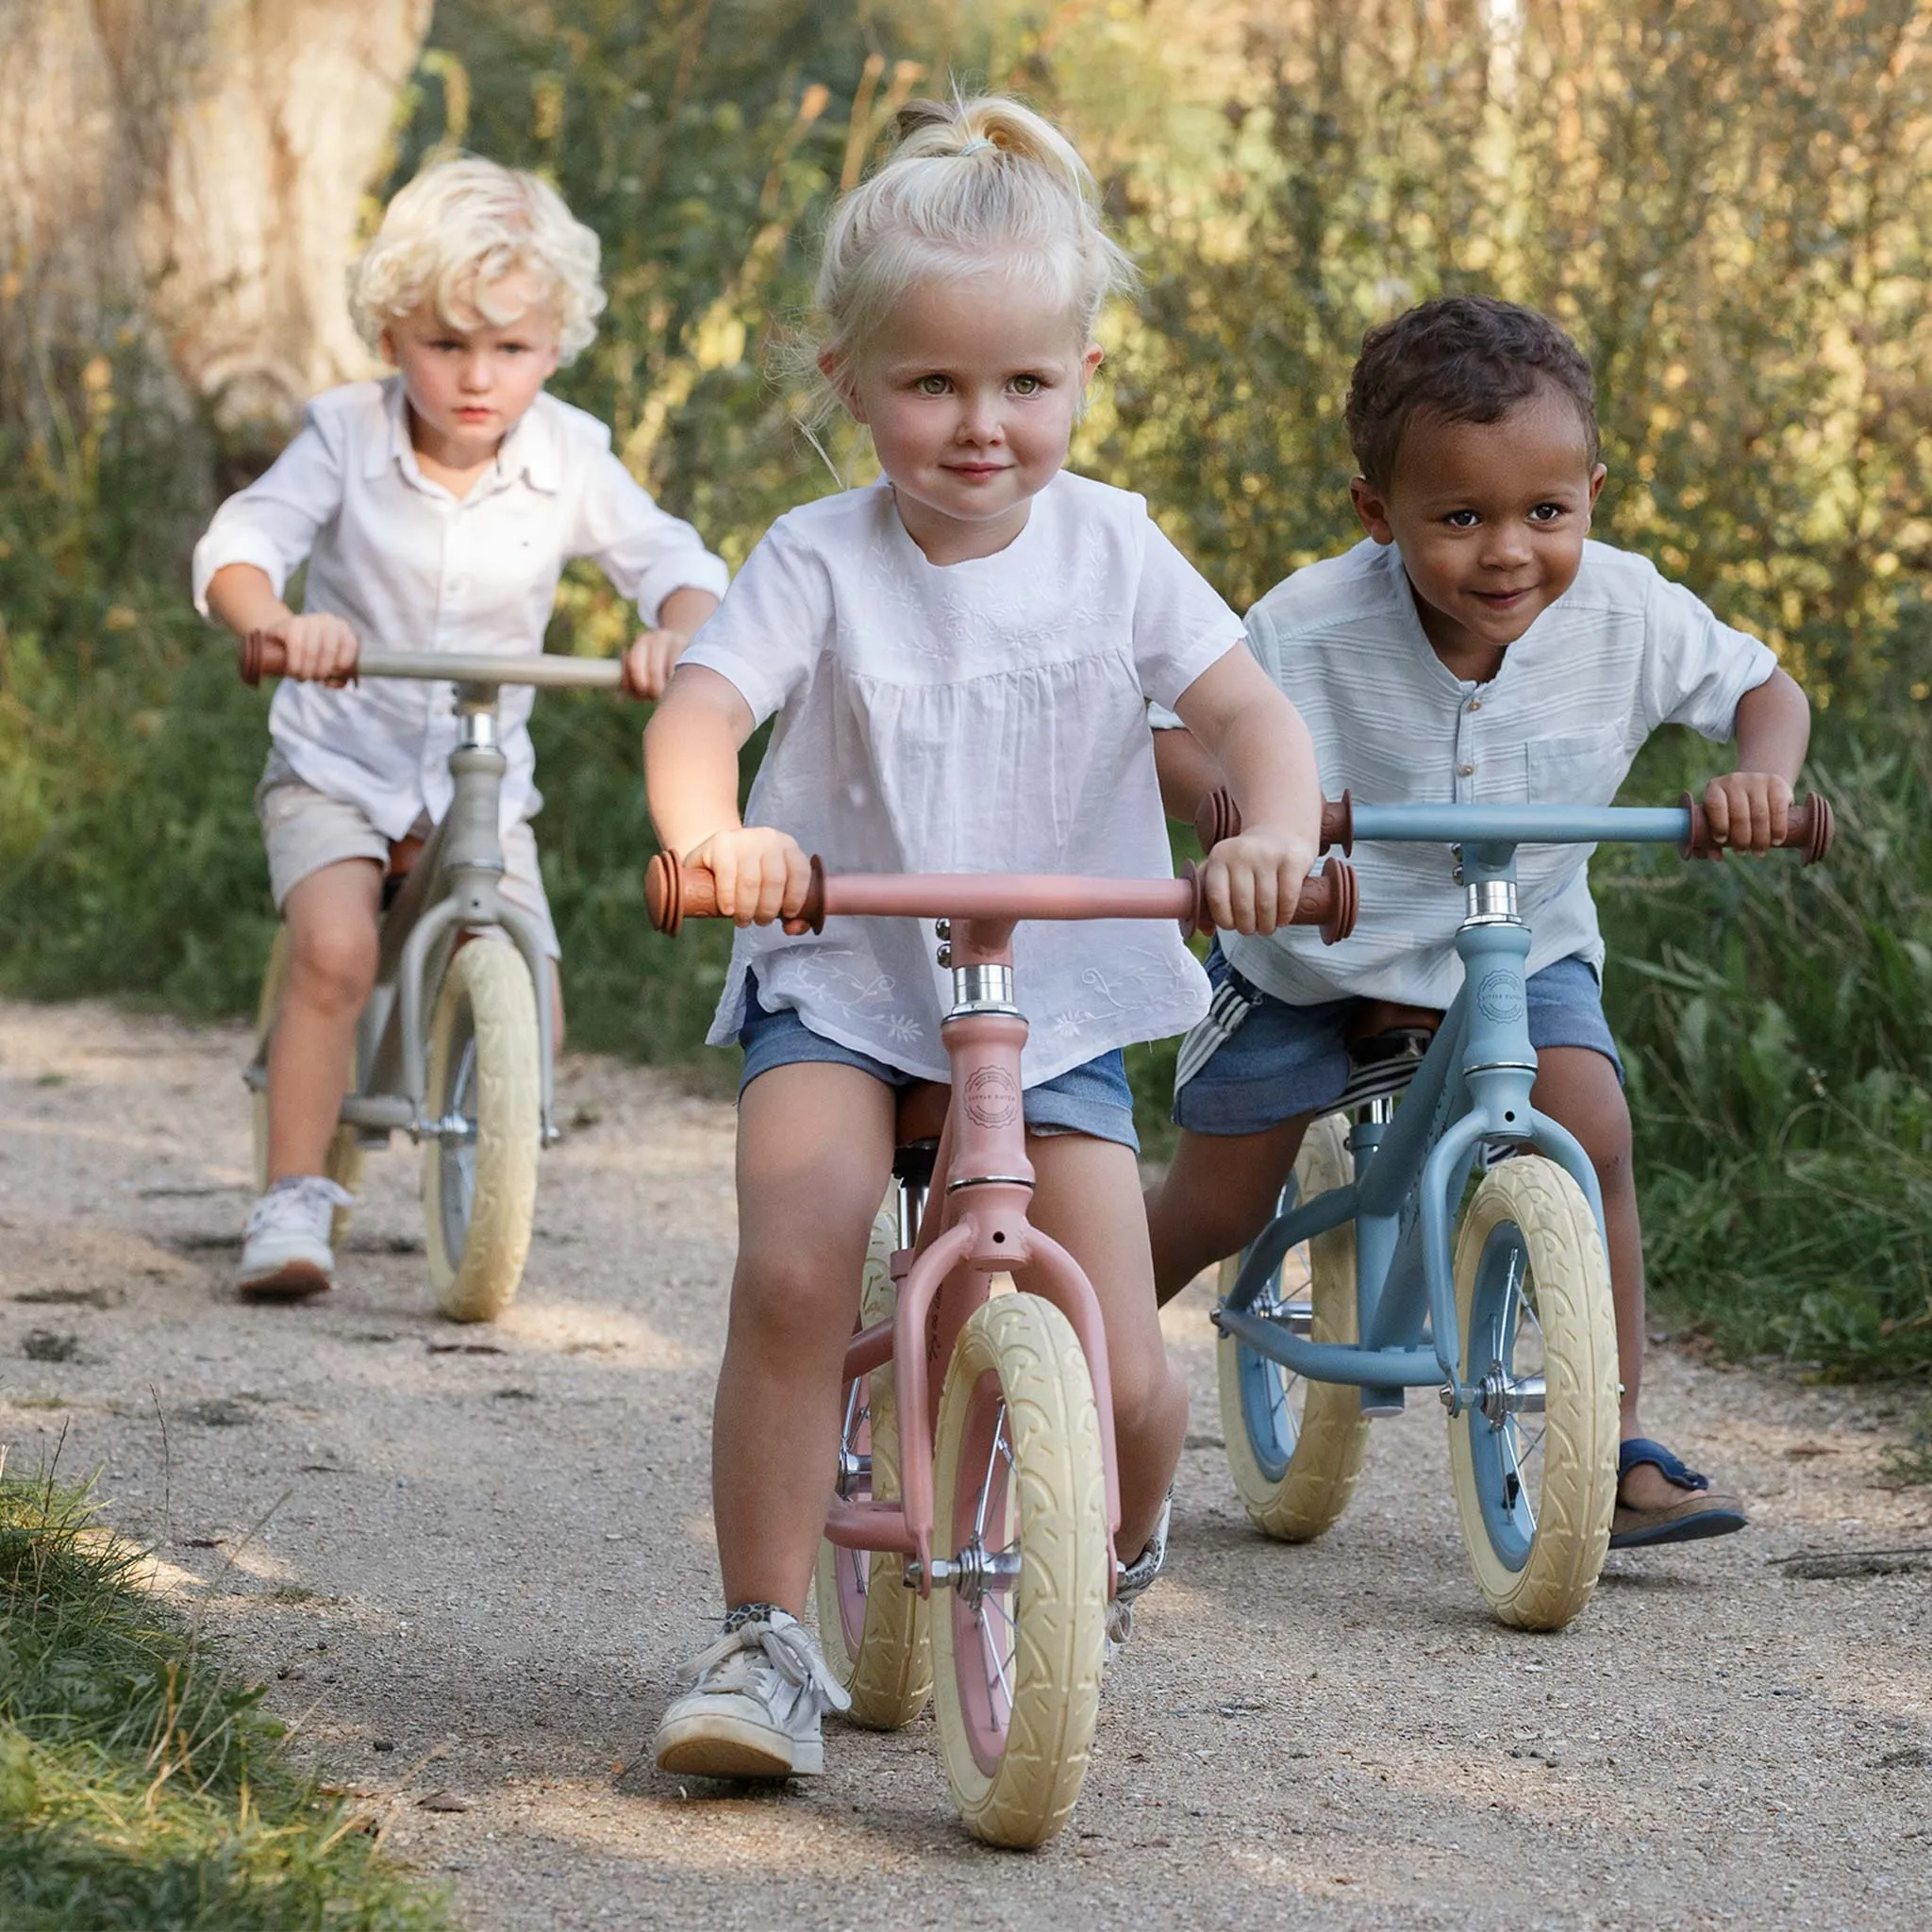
[894,1079,949,1150]
[1345,1001,1442,1053]
[1331,1003,1441,1116]
[380,833,426,912]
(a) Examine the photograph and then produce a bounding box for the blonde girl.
[196,157,726,1299]
[644,98,1323,1780]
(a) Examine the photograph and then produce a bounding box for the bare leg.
[1145,1118,1312,1307]
[1532,1046,1679,1510]
[1023,1132,1187,1559]
[266,860,381,1181]
[712,1064,895,1616]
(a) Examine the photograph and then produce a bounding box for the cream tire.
[250,926,363,1247]
[1446,1156,1619,1631]
[422,941,541,1323]
[1216,1112,1370,1541]
[931,1293,1108,1850]
[813,1199,932,1728]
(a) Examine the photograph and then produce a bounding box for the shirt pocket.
[1524,724,1628,805]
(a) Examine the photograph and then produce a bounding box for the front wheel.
[1446,1156,1618,1630]
[930,1293,1108,1849]
[251,926,362,1247]
[813,1199,932,1727]
[421,941,541,1323]
[1216,1113,1370,1541]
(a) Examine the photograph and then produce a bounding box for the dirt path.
[2,997,1928,1929]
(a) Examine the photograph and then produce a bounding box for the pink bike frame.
[644,858,1357,1596]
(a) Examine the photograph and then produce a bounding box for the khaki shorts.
[256,757,560,959]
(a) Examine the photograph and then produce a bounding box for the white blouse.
[192,378,729,841]
[680,473,1243,1085]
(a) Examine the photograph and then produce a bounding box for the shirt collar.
[363,377,563,494]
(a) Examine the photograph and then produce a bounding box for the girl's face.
[381,270,561,470]
[836,272,1102,563]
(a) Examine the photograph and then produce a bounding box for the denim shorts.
[737,976,1139,1151]
[1174,942,1623,1137]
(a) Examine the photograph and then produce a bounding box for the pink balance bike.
[647,853,1357,1847]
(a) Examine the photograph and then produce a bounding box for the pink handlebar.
[645,852,1359,945]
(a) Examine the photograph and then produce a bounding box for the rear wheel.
[1216,1113,1370,1540]
[250,926,362,1246]
[813,1198,931,1728]
[422,941,541,1323]
[930,1293,1107,1849]
[1446,1156,1618,1630]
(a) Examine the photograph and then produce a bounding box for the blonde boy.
[196,158,727,1299]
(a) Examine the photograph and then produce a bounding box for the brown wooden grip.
[1191,786,1356,857]
[1185,858,1357,945]
[238,629,358,689]
[1676,790,1835,865]
[238,630,283,685]
[645,853,827,936]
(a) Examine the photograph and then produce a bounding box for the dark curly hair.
[1344,296,1598,491]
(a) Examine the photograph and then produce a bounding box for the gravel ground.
[2,996,1929,1930]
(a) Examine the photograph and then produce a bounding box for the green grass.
[0,1471,450,1932]
[1594,721,1932,1380]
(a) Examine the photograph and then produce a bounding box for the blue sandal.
[1608,1438,1748,1549]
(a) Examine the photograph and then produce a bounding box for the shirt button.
[1459,762,1476,776]
[1468,697,1483,711]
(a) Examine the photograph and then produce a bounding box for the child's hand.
[1202,829,1319,935]
[623,628,693,701]
[684,826,813,928]
[271,612,361,684]
[1702,771,1794,855]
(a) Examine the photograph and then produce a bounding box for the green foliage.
[0,1474,449,1931]
[1597,711,1932,1376]
[4,0,1932,1399]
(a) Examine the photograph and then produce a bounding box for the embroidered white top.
[1195,536,1778,1008]
[192,377,730,841]
[680,473,1245,1085]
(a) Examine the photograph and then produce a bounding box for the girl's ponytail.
[809,92,1134,394]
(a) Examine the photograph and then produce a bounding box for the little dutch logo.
[964,1067,1021,1129]
[1475,971,1526,1024]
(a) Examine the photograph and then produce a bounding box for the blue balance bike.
[1195,789,1833,1629]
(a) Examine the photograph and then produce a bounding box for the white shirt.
[1207,536,1778,1008]
[681,474,1244,1085]
[192,378,729,841]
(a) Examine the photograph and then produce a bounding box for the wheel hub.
[1476,1361,1546,1425]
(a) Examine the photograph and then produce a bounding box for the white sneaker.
[1106,1491,1173,1661]
[653,1607,852,1778]
[237,1177,352,1300]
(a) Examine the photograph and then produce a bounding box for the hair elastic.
[957,137,996,156]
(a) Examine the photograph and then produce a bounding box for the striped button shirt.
[1199,536,1777,1008]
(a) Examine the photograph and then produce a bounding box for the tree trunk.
[0,0,434,452]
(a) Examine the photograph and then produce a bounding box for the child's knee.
[728,1241,860,1360]
[288,920,377,1008]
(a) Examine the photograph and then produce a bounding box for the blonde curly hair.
[810,92,1136,394]
[349,157,606,364]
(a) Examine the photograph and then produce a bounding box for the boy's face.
[381,271,561,466]
[1349,383,1607,678]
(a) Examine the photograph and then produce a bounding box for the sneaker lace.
[246,1176,353,1241]
[683,1612,852,1717]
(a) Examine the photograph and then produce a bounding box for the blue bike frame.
[1215,802,1698,1416]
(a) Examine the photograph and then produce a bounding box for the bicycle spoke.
[977,1606,1014,1720]
[974,1406,1008,1541]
